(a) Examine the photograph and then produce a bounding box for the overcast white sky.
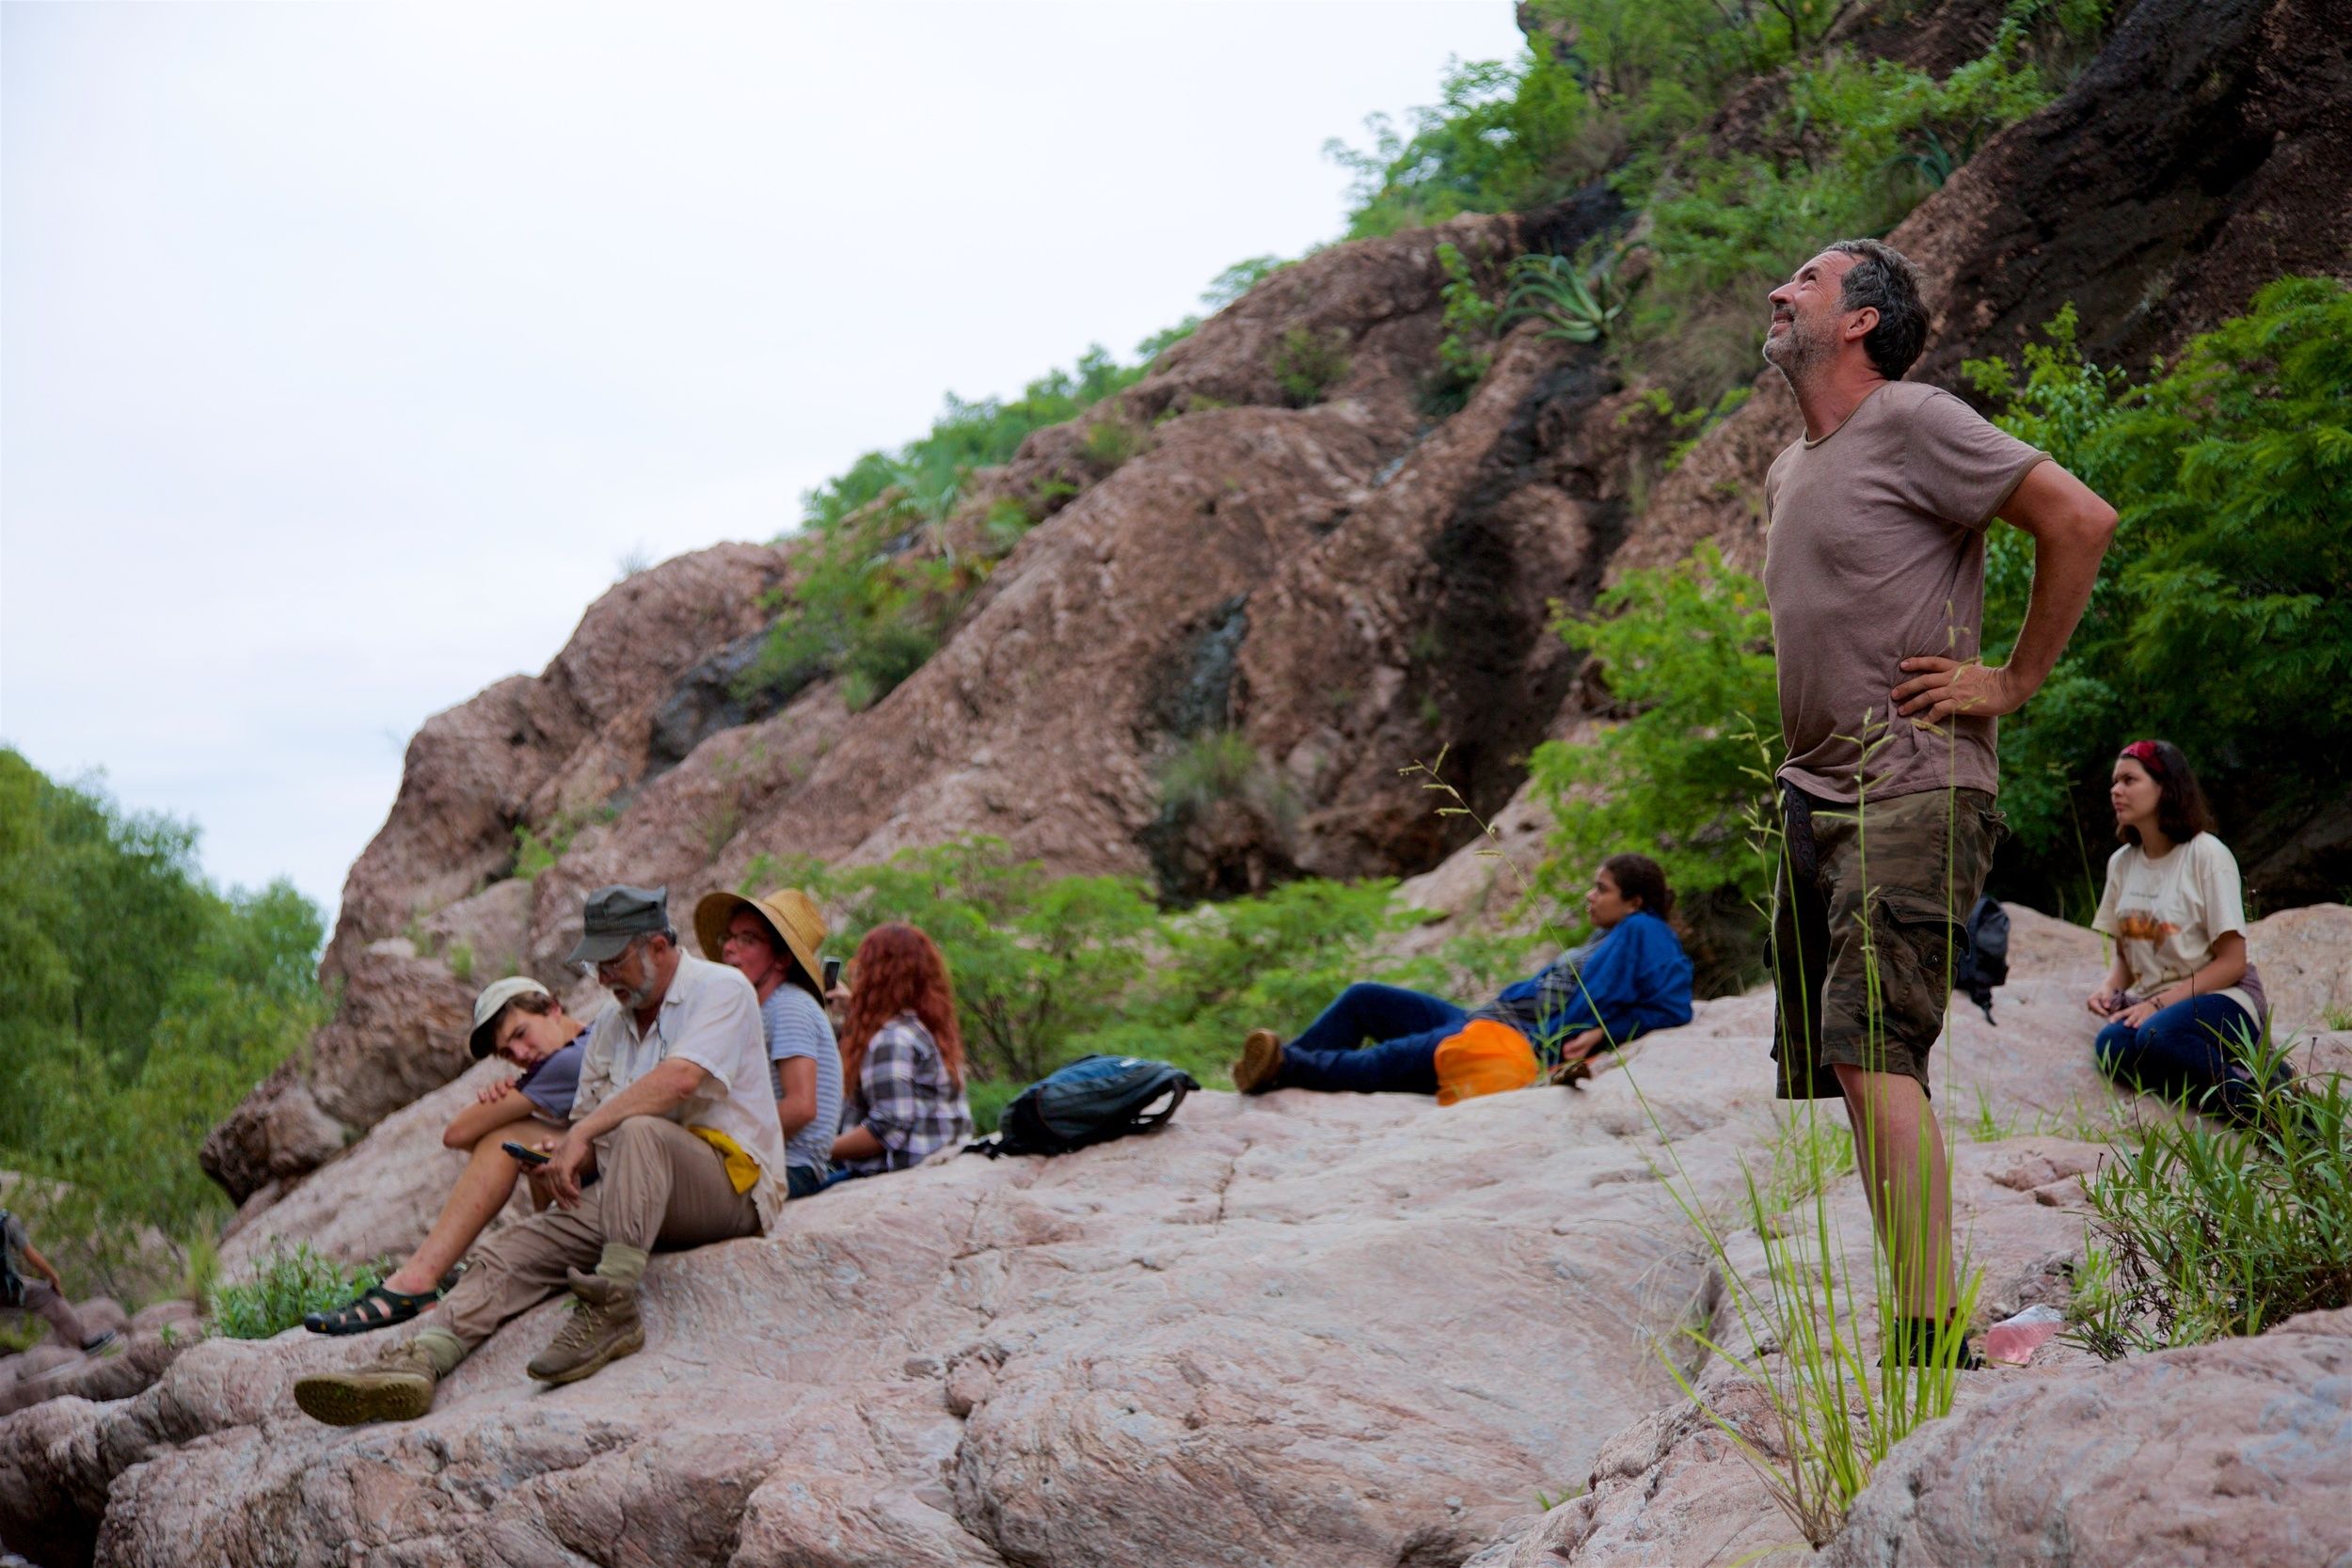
[2,1,1525,921]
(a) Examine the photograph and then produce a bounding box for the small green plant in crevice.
[1422,240,1503,416]
[2325,1004,2352,1034]
[1506,249,1624,345]
[1270,325,1351,407]
[1157,731,1265,816]
[2072,1037,2352,1356]
[209,1243,383,1341]
[513,818,575,881]
[1965,1086,2026,1143]
[1080,417,1147,471]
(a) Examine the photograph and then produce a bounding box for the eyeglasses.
[591,936,650,976]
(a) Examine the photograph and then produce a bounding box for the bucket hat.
[694,886,826,989]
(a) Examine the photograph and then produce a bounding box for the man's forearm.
[570,1060,705,1142]
[2005,528,2106,693]
[1998,464,2117,697]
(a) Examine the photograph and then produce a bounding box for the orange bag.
[1433,1018,1542,1105]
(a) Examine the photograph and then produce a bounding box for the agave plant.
[1505,251,1625,345]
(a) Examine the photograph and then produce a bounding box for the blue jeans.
[1277,983,1467,1095]
[2093,994,2266,1120]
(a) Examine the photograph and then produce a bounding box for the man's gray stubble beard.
[1762,319,1824,385]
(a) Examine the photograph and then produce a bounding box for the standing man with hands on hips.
[1758,239,2116,1369]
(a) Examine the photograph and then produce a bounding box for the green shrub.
[2071,1034,2351,1354]
[1157,732,1267,816]
[1269,326,1351,407]
[1527,543,1781,937]
[1080,418,1146,471]
[1627,16,2058,395]
[791,837,1489,1099]
[1963,278,2352,896]
[210,1243,380,1340]
[1422,241,1502,414]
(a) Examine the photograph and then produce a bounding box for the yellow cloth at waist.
[687,1126,762,1194]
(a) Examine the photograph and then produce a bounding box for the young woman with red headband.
[2088,739,2275,1120]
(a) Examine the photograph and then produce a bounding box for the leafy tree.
[0,751,326,1297]
[1963,278,2352,900]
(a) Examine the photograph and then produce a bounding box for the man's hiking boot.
[294,1337,445,1426]
[526,1269,644,1386]
[1233,1029,1283,1095]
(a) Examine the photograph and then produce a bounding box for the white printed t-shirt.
[573,952,793,1231]
[2092,832,2263,1023]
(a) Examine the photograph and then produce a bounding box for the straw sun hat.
[693,887,827,987]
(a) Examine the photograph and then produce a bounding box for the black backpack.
[1951,895,2011,1025]
[966,1055,1199,1159]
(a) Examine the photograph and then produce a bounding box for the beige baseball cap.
[469,975,552,1060]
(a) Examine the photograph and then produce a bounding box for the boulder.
[1822,1306,2352,1568]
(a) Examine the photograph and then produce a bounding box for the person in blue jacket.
[1232,854,1695,1096]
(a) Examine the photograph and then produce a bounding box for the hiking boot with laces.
[294,1337,444,1426]
[1233,1029,1284,1095]
[526,1269,644,1386]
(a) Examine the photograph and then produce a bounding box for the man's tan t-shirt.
[1762,381,2048,803]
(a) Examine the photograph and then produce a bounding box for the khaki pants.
[15,1280,91,1349]
[428,1115,758,1352]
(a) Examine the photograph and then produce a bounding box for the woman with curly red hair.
[830,922,974,1175]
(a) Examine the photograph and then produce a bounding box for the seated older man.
[295,884,789,1426]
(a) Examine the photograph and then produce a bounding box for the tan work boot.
[1232,1029,1284,1095]
[525,1269,644,1386]
[294,1335,448,1426]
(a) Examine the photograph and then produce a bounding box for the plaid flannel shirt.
[842,1014,974,1174]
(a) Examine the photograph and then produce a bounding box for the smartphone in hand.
[501,1140,552,1166]
[822,956,843,990]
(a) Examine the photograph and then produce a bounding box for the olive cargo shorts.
[1770,784,2005,1100]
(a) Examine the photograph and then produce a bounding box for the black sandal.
[302,1265,464,1337]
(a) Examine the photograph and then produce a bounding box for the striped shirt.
[762,985,843,1180]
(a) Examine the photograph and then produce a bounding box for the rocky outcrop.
[1821,1306,2352,1568]
[323,542,791,978]
[18,906,2352,1567]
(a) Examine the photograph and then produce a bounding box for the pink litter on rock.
[1983,1305,2065,1365]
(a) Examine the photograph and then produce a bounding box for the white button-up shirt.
[573,952,792,1231]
